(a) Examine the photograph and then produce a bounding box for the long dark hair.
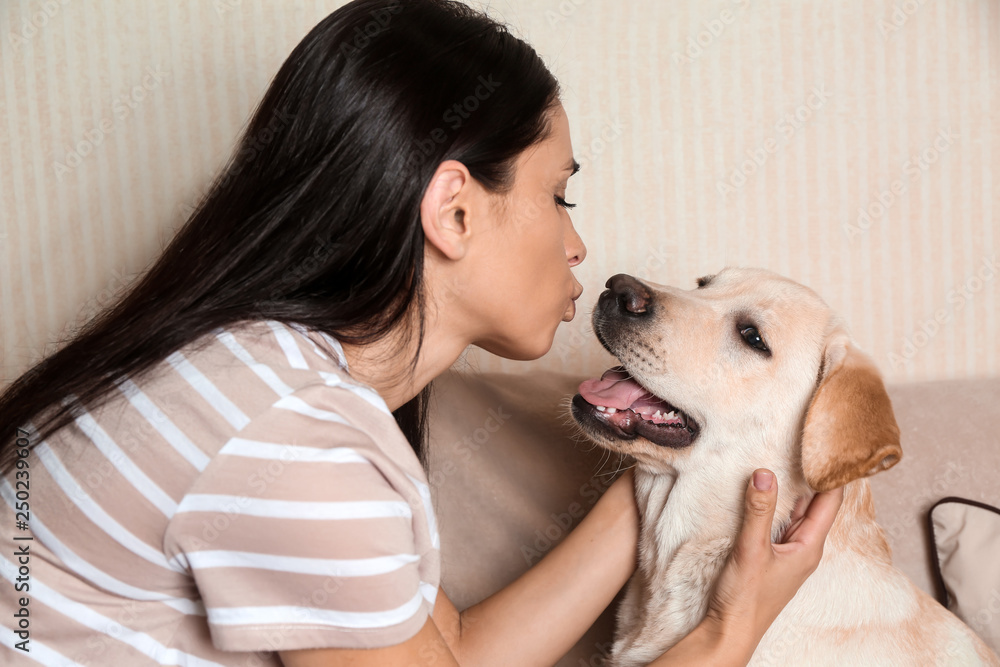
[0,0,560,472]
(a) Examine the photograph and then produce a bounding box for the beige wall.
[1,0,997,387]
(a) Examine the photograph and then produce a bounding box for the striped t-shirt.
[1,319,441,665]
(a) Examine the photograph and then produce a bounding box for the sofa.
[425,370,1000,665]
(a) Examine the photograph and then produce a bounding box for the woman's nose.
[566,222,587,266]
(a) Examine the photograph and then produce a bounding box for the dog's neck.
[633,463,776,557]
[622,464,894,659]
[633,462,892,572]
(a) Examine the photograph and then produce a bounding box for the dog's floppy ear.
[800,332,902,492]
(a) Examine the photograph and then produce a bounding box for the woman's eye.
[555,195,576,210]
[739,325,770,353]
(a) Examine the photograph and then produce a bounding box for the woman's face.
[467,103,587,360]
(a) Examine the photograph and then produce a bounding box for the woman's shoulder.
[204,318,351,379]
[160,319,362,409]
[99,319,400,465]
[215,319,397,426]
[164,322,437,555]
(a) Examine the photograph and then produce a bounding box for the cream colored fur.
[575,267,999,667]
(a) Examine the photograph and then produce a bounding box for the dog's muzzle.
[599,273,653,318]
[574,275,700,449]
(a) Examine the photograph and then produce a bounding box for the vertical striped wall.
[1,0,997,386]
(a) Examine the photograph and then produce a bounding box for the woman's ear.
[800,331,902,492]
[420,160,474,261]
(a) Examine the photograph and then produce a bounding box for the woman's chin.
[562,300,577,322]
[476,332,556,361]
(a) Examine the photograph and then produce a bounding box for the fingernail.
[753,470,773,491]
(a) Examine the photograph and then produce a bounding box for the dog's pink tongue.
[578,367,653,410]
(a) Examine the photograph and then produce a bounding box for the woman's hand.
[649,468,844,666]
[705,469,844,664]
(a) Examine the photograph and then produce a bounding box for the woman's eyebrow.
[564,159,581,176]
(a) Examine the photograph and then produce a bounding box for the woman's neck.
[338,318,469,412]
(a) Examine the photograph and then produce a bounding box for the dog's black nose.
[600,273,652,316]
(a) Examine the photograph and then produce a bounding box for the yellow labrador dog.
[571,267,999,667]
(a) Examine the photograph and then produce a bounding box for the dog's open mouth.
[572,366,700,449]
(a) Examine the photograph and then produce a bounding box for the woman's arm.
[446,467,640,666]
[279,615,460,667]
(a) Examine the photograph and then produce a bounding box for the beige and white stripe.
[0,319,440,664]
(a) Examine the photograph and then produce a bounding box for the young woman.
[0,1,843,665]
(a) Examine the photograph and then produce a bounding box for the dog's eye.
[739,325,770,353]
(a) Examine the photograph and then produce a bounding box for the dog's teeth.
[606,407,617,414]
[596,405,606,412]
[652,410,661,419]
[664,411,676,420]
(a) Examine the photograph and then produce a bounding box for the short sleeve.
[163,387,432,652]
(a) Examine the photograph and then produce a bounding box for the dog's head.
[571,267,901,493]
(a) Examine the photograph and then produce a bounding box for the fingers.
[788,494,810,524]
[737,469,779,556]
[781,485,845,547]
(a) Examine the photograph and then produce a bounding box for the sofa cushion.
[930,498,1000,654]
